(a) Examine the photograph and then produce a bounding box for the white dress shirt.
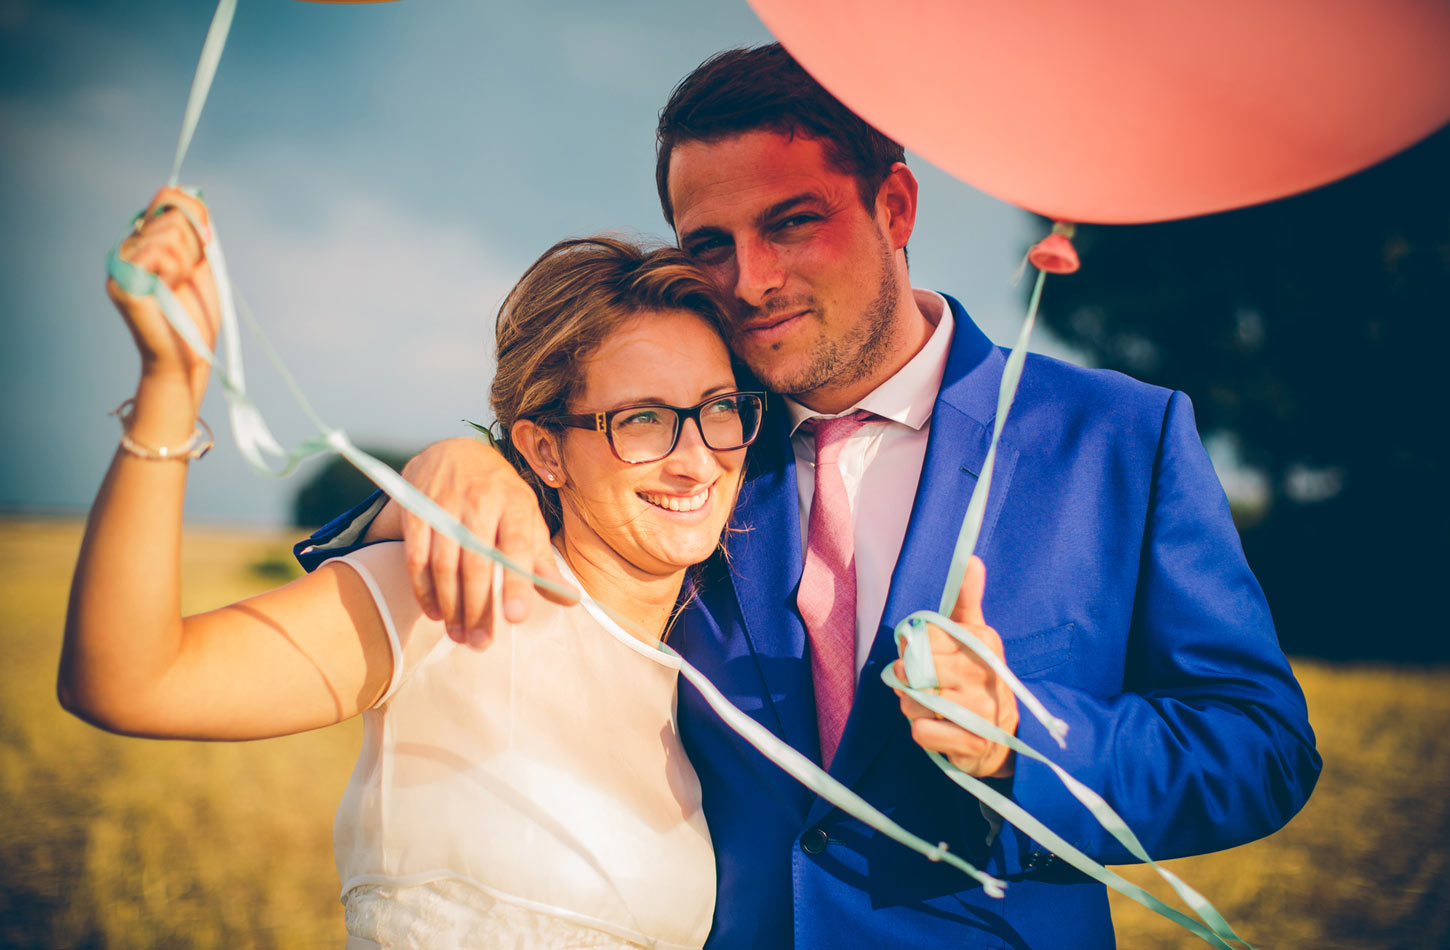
[785,290,953,678]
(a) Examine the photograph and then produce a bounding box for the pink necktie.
[798,411,876,768]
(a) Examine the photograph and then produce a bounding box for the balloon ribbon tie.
[1028,220,1080,274]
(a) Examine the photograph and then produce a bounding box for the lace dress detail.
[344,879,652,949]
[331,545,714,950]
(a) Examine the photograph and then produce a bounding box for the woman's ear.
[509,418,566,488]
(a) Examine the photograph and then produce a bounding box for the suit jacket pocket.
[1004,621,1074,677]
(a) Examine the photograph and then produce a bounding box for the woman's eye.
[706,399,740,416]
[618,410,663,427]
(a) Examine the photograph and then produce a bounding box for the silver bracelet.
[110,398,214,461]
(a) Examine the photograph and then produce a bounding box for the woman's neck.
[554,531,686,646]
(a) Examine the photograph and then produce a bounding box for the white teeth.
[639,488,709,512]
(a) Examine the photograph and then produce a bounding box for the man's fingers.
[429,532,464,640]
[458,549,497,648]
[494,503,541,623]
[402,509,441,621]
[951,555,988,629]
[897,692,937,721]
[457,497,505,645]
[909,716,992,766]
[382,439,558,635]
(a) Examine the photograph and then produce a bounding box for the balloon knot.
[1028,221,1080,274]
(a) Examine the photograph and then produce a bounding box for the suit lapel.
[716,395,822,756]
[813,298,1020,815]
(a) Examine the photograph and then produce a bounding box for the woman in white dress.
[60,187,765,949]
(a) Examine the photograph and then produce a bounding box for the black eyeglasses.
[551,391,766,464]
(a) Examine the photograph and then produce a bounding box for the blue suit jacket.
[299,295,1320,949]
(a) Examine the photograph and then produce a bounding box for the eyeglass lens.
[611,394,761,462]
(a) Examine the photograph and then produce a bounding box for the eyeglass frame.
[548,390,767,464]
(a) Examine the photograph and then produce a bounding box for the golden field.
[1,517,1446,949]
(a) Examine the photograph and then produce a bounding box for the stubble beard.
[734,238,901,400]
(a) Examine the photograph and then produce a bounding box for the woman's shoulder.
[331,542,414,615]
[328,542,446,698]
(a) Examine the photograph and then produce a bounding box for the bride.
[60,187,766,949]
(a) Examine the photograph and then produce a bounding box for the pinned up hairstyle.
[489,236,733,532]
[654,43,906,227]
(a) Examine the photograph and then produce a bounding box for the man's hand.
[892,556,1019,778]
[364,437,577,646]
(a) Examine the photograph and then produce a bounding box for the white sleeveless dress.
[331,543,715,950]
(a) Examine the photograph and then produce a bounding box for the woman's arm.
[59,187,393,740]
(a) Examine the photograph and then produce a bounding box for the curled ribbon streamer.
[884,620,1251,949]
[124,4,1257,945]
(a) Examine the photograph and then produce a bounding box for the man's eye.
[774,214,818,230]
[687,238,729,260]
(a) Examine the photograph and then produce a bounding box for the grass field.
[1,517,1446,949]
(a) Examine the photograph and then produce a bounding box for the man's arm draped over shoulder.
[293,437,575,647]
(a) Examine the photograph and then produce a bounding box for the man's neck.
[793,287,943,414]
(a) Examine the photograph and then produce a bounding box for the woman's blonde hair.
[489,235,734,532]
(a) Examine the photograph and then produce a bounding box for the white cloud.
[194,174,518,448]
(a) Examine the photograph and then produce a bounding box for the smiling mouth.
[638,487,711,512]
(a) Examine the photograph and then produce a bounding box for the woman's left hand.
[107,186,220,413]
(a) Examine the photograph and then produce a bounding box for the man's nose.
[733,238,785,308]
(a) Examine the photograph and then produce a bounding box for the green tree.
[291,448,412,530]
[1035,126,1450,661]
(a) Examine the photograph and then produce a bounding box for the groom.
[299,44,1320,949]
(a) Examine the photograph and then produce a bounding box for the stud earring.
[544,473,556,483]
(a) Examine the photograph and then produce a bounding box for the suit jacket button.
[1027,850,1055,870]
[801,828,829,855]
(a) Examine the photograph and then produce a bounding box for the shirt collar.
[784,289,953,437]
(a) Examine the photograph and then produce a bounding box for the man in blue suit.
[299,44,1319,948]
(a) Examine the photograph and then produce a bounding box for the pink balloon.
[746,0,1450,224]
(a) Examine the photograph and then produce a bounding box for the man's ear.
[877,162,919,252]
[509,419,566,488]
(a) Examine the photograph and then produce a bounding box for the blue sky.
[0,0,1047,524]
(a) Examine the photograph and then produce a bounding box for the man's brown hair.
[655,43,906,228]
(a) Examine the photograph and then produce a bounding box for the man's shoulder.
[937,292,1174,423]
[1019,350,1172,408]
[1006,350,1181,450]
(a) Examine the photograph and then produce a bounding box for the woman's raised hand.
[106,186,220,411]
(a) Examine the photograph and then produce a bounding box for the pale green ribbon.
[109,2,1256,945]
